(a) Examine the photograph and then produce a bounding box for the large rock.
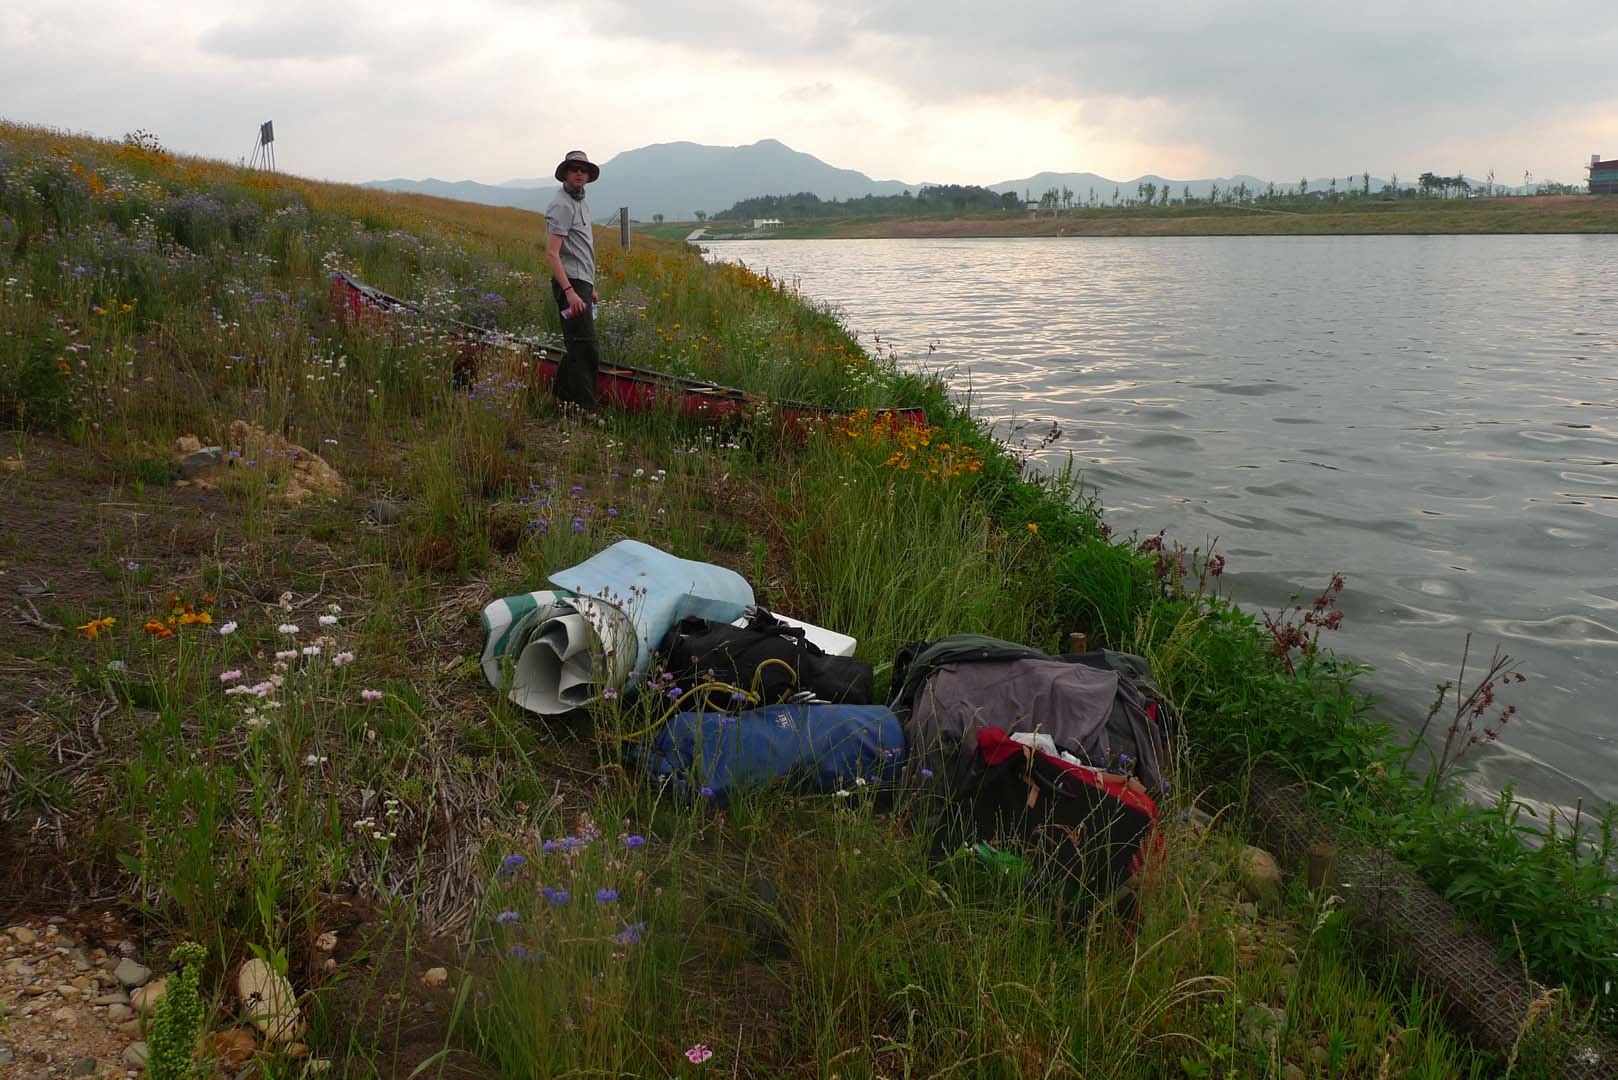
[205,1028,257,1070]
[226,421,346,504]
[114,957,151,988]
[179,446,224,479]
[1238,845,1284,910]
[236,958,304,1044]
[130,977,166,1016]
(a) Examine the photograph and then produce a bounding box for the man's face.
[565,164,591,187]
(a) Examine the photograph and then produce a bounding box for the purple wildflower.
[622,834,646,849]
[615,922,646,945]
[595,888,619,903]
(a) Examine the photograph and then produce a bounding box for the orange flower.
[1026,523,1040,534]
[143,619,175,638]
[178,611,212,626]
[77,616,115,641]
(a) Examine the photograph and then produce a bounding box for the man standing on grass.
[544,150,602,409]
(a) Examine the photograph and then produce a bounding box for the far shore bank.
[647,194,1618,241]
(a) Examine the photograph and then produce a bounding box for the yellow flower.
[77,616,116,641]
[178,611,212,626]
[1026,523,1040,534]
[143,619,175,639]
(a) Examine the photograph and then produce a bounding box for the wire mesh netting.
[1247,768,1616,1079]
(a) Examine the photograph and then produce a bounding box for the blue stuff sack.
[631,704,905,806]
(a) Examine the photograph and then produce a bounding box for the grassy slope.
[1,120,1608,1078]
[639,195,1618,241]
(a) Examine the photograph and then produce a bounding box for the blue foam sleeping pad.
[631,704,906,806]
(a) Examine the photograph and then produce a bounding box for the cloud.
[781,81,835,104]
[3,0,1615,187]
[199,8,364,61]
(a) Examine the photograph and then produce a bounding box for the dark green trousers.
[551,277,600,408]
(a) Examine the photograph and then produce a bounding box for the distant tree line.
[709,168,1588,222]
[714,184,1020,220]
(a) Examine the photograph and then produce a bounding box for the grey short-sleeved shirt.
[545,187,595,285]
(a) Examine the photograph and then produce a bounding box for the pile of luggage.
[481,541,1175,910]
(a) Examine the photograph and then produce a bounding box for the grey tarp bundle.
[893,635,1172,794]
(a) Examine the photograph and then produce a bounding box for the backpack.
[657,609,874,709]
[948,727,1162,910]
[893,635,1174,795]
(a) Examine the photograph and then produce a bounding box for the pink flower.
[332,651,356,666]
[684,1044,713,1064]
[219,669,243,684]
[361,689,383,702]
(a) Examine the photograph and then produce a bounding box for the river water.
[708,235,1618,814]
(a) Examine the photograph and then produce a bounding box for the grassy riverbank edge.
[1,120,1612,1077]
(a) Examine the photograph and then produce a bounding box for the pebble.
[236,958,304,1043]
[117,940,138,958]
[70,1057,98,1077]
[91,991,131,1006]
[124,1041,149,1069]
[52,1005,77,1023]
[1310,1045,1329,1066]
[315,931,338,953]
[0,1046,12,1065]
[10,961,35,977]
[421,966,448,989]
[114,958,152,988]
[1239,845,1284,910]
[206,1028,257,1070]
[130,977,167,1016]
[7,926,39,946]
[1281,1066,1304,1080]
[180,446,224,478]
[1240,1003,1288,1051]
[56,983,84,1000]
[106,1003,135,1022]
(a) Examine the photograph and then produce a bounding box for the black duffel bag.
[656,608,873,708]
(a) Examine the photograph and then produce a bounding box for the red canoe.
[330,272,926,430]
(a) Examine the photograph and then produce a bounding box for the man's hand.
[564,289,588,319]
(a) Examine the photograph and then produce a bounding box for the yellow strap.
[594,659,803,743]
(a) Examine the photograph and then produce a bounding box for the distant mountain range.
[367,139,916,222]
[365,141,1528,221]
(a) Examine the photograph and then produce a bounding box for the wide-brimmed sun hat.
[554,150,600,183]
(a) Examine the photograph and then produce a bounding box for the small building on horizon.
[751,218,784,228]
[1589,155,1618,195]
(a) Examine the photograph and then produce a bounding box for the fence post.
[619,207,630,250]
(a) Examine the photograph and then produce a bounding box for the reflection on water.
[711,235,1618,812]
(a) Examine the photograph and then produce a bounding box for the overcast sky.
[4,0,1615,187]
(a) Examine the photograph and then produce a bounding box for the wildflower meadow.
[2,119,1612,1078]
